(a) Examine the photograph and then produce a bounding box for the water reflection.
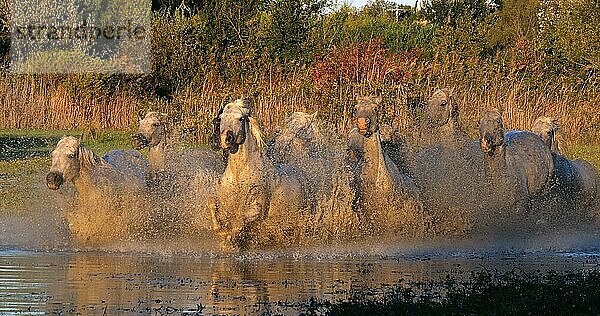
[0,249,598,315]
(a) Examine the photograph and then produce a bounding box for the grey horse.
[411,144,483,236]
[210,99,312,250]
[267,111,329,211]
[347,96,426,237]
[416,88,471,151]
[531,117,599,227]
[476,109,554,233]
[132,112,224,178]
[46,136,150,245]
[409,89,483,236]
[267,111,359,240]
[131,112,224,237]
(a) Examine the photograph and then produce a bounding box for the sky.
[347,0,417,8]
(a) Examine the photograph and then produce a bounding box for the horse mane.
[78,144,102,169]
[533,116,564,154]
[248,117,266,152]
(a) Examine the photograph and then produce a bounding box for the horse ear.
[211,108,224,151]
[442,87,455,97]
[159,112,168,123]
[373,95,383,105]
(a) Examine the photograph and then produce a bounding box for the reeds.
[0,51,598,146]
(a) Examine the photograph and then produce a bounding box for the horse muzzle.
[46,172,64,190]
[480,134,497,157]
[220,131,235,149]
[131,133,151,150]
[219,130,241,154]
[356,117,372,137]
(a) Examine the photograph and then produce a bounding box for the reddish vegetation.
[312,39,419,88]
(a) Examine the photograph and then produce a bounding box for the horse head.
[354,95,382,138]
[479,109,505,157]
[132,112,169,150]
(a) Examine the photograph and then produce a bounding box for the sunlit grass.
[0,157,49,213]
[568,145,600,170]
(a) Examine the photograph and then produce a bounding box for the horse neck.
[438,120,455,137]
[225,125,266,179]
[484,144,508,178]
[437,113,463,137]
[73,163,98,194]
[148,141,169,172]
[362,132,394,186]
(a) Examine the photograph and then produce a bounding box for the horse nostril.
[484,135,494,147]
[226,131,235,144]
[46,172,64,189]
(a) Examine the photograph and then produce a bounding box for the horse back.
[505,131,553,195]
[102,150,149,185]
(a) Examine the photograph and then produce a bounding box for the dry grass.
[0,76,138,131]
[0,64,598,147]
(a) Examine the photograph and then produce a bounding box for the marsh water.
[2,135,600,315]
[0,245,600,315]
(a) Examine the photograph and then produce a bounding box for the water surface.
[0,246,599,315]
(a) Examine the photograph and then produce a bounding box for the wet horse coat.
[211,99,310,250]
[348,96,426,237]
[46,136,150,245]
[132,112,223,236]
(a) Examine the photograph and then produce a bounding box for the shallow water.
[0,246,599,315]
[2,139,600,314]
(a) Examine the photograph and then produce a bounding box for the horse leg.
[208,202,236,251]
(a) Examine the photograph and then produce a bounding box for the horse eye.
[68,153,76,158]
[152,123,160,127]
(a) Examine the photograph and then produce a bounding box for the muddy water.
[0,247,599,315]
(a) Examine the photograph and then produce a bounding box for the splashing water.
[2,133,600,313]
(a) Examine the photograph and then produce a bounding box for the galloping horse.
[210,99,311,250]
[46,136,149,245]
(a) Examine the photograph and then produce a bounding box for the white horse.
[267,111,359,240]
[46,136,150,246]
[210,99,311,250]
[131,112,223,237]
[532,116,599,227]
[347,96,427,237]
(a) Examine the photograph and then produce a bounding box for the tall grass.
[0,42,598,146]
[0,76,138,131]
[0,73,598,146]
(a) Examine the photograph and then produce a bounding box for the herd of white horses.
[45,89,600,250]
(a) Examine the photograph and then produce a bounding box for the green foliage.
[1,0,599,145]
[539,0,600,70]
[361,0,413,20]
[265,0,327,62]
[421,0,492,29]
[487,0,539,50]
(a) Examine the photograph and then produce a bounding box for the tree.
[265,0,327,61]
[421,0,491,28]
